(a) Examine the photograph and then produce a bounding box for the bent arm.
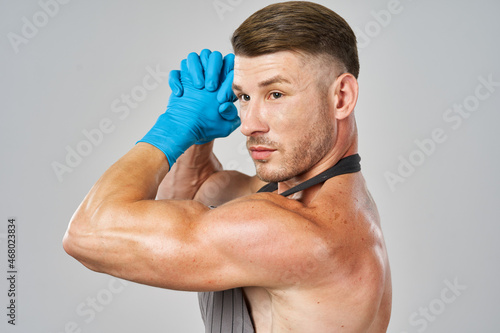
[157,141,264,205]
[156,141,222,200]
[63,143,326,291]
[158,141,266,208]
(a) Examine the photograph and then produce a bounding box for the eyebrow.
[232,75,292,92]
[258,75,292,87]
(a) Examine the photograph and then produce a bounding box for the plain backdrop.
[1,0,499,332]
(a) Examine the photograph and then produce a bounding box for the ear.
[331,73,358,120]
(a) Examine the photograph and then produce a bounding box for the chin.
[254,161,298,183]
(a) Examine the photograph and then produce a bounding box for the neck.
[277,119,358,197]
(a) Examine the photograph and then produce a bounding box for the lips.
[249,146,276,160]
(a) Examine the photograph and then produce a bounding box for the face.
[233,51,337,183]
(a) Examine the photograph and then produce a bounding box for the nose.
[239,101,269,137]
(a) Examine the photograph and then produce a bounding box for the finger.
[221,53,235,82]
[219,102,239,121]
[205,51,223,92]
[168,70,183,97]
[187,52,205,89]
[200,49,211,70]
[217,70,237,103]
[180,58,188,71]
[228,116,242,133]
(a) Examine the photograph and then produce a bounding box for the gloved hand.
[138,49,240,168]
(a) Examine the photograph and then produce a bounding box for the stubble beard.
[249,107,335,183]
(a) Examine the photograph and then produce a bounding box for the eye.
[239,94,251,102]
[270,92,283,99]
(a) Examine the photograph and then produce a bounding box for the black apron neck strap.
[257,154,361,197]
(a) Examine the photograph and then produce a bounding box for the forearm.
[63,143,174,273]
[93,142,168,201]
[157,141,223,200]
[65,143,168,240]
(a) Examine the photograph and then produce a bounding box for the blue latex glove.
[138,50,240,167]
[170,49,239,144]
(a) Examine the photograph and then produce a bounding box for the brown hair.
[231,1,360,78]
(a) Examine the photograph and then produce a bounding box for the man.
[63,1,392,332]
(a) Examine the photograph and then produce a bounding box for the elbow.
[62,227,77,258]
[62,225,101,273]
[62,213,100,271]
[62,216,84,262]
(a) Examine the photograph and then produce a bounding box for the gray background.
[1,0,499,332]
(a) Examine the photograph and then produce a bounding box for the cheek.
[267,99,305,131]
[267,91,325,136]
[268,113,299,140]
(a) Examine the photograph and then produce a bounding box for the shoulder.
[195,191,331,287]
[311,172,389,290]
[197,172,387,288]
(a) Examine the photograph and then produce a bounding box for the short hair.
[231,1,360,78]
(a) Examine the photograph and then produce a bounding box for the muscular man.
[63,2,391,332]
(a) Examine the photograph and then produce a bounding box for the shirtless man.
[63,2,391,332]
